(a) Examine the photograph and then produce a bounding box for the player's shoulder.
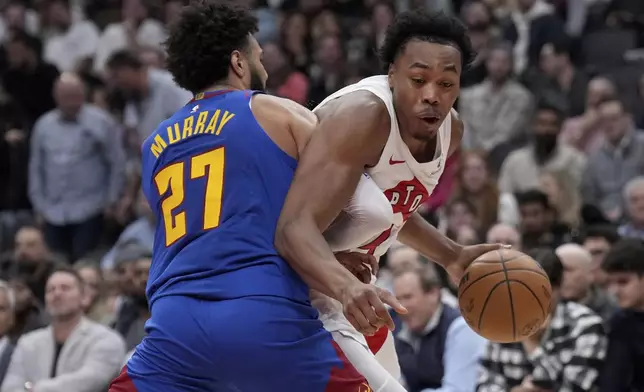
[317,89,391,130]
[252,94,316,125]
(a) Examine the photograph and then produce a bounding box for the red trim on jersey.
[326,341,372,392]
[188,90,234,104]
[365,326,389,354]
[109,367,138,391]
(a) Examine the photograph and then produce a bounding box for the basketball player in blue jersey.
[109,2,405,392]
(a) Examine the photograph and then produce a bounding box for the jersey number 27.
[154,147,225,246]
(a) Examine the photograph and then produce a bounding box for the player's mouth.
[419,114,441,126]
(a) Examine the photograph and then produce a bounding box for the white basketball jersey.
[314,75,452,257]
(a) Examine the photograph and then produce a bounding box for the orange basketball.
[457,249,552,343]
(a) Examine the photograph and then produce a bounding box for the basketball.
[457,249,553,343]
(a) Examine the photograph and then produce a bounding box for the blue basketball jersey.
[140,90,309,306]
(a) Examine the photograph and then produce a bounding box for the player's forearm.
[397,213,462,269]
[275,216,358,301]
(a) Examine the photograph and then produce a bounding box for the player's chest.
[365,167,436,224]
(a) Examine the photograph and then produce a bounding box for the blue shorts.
[109,295,371,392]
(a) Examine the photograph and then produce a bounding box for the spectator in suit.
[0,281,16,386]
[393,265,486,392]
[477,248,607,392]
[600,239,644,392]
[1,266,125,392]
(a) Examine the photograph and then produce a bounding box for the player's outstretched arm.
[275,91,406,334]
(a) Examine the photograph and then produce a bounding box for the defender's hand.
[340,281,406,336]
[335,252,378,283]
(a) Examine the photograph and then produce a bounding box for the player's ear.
[387,65,395,88]
[230,50,245,79]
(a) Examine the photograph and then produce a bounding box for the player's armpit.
[275,90,390,301]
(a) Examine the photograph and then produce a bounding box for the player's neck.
[201,80,247,94]
[51,312,83,343]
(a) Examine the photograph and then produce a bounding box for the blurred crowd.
[0,0,643,391]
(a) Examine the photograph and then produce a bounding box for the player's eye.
[440,81,454,88]
[411,77,425,85]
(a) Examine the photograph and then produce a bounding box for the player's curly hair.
[378,10,475,72]
[165,0,258,93]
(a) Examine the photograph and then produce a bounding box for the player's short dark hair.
[106,49,143,70]
[527,248,563,288]
[582,225,620,244]
[378,9,475,72]
[602,239,644,275]
[165,0,258,93]
[515,189,550,209]
[47,265,85,289]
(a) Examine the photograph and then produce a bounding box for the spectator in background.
[555,243,617,323]
[384,245,458,308]
[101,190,153,269]
[601,239,644,392]
[459,1,496,88]
[538,169,582,230]
[1,267,125,392]
[393,266,485,392]
[560,76,617,154]
[93,0,165,74]
[0,225,60,304]
[2,30,59,127]
[477,247,607,392]
[460,42,533,170]
[0,281,15,386]
[28,73,125,262]
[106,50,191,144]
[532,37,589,117]
[503,0,565,74]
[582,99,644,222]
[499,100,586,194]
[516,189,572,250]
[280,11,310,72]
[442,197,480,245]
[582,225,621,290]
[42,0,100,72]
[307,33,346,107]
[75,261,113,325]
[486,223,522,250]
[618,176,644,240]
[0,91,31,250]
[5,276,47,343]
[262,41,309,105]
[450,150,500,234]
[110,245,150,351]
[0,2,40,44]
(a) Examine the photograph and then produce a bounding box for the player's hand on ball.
[340,282,407,335]
[446,243,510,285]
[335,252,378,284]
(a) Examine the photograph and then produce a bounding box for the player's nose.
[420,85,439,106]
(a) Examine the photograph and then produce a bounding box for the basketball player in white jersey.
[275,9,504,391]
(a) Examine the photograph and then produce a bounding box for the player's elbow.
[275,213,305,259]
